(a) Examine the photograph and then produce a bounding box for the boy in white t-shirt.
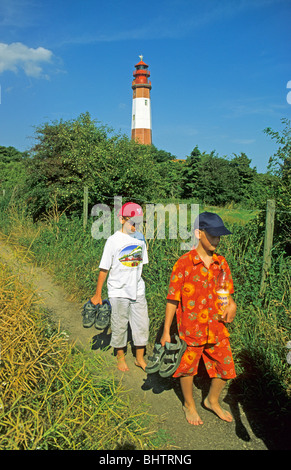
[90,202,149,372]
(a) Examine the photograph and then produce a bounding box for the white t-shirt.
[99,230,148,300]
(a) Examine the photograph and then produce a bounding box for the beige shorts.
[109,296,149,348]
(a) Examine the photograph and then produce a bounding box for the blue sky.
[0,0,290,173]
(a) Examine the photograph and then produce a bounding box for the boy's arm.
[160,299,179,346]
[91,268,108,305]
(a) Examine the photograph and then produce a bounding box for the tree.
[182,145,203,200]
[198,153,237,205]
[156,159,184,199]
[24,112,167,219]
[229,153,257,206]
[0,146,27,163]
[149,146,177,163]
[182,146,247,205]
[265,118,291,181]
[264,118,291,252]
[0,146,28,191]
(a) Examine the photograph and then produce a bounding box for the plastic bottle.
[216,269,230,315]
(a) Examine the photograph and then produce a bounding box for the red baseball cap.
[118,202,143,220]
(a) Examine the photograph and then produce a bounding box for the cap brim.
[206,226,232,236]
[126,215,143,224]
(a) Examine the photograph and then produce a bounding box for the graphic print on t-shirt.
[118,244,143,267]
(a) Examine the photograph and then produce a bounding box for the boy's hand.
[90,295,102,306]
[221,297,236,323]
[160,332,171,347]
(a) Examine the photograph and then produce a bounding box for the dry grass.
[0,262,157,450]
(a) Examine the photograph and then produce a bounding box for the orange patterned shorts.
[173,338,236,379]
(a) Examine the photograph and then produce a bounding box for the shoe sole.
[159,342,187,378]
[145,346,165,374]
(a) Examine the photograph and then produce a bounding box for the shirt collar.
[190,248,220,266]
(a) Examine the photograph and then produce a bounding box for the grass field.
[0,261,162,450]
[0,201,290,449]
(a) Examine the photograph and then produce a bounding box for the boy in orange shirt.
[160,212,237,425]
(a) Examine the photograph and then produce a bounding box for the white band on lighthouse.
[132,97,152,130]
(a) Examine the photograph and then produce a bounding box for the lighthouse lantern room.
[131,55,152,145]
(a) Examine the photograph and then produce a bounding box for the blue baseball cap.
[194,212,232,236]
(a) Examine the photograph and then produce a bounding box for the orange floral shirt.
[167,248,234,346]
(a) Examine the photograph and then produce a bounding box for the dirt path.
[0,238,268,451]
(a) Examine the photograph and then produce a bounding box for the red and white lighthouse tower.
[131,55,152,145]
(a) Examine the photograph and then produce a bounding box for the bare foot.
[183,405,203,426]
[134,359,147,371]
[117,355,129,372]
[203,397,233,422]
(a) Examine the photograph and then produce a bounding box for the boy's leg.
[135,346,147,371]
[204,378,232,422]
[201,340,236,422]
[173,345,204,425]
[180,376,203,426]
[129,296,149,371]
[110,298,130,371]
[116,347,129,372]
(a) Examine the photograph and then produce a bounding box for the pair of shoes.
[145,335,187,378]
[159,335,187,378]
[82,299,111,330]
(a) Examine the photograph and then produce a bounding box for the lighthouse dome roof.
[135,55,148,68]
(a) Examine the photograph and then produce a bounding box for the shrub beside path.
[0,238,267,451]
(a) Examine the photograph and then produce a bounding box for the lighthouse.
[131,55,152,145]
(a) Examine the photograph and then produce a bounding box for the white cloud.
[231,138,256,145]
[0,42,53,78]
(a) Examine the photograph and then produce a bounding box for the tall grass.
[0,200,290,441]
[0,262,159,450]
